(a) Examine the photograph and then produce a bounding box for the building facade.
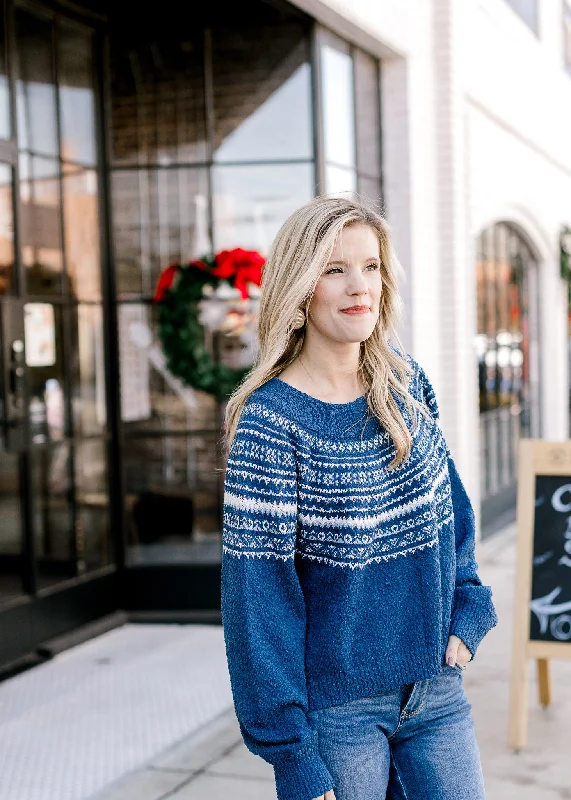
[0,0,570,669]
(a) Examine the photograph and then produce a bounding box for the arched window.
[476,222,541,532]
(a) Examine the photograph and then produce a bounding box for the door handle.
[9,338,25,408]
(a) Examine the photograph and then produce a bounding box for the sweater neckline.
[260,376,371,437]
[272,376,368,408]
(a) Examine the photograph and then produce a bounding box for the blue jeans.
[307,663,486,799]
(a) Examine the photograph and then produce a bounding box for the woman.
[220,195,498,800]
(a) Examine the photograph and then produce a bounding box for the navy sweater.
[221,353,498,800]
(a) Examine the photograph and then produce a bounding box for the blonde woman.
[220,195,498,800]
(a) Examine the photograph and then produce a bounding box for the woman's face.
[307,223,382,344]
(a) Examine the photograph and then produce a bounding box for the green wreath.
[153,249,264,399]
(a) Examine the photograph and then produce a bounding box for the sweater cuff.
[448,586,499,660]
[273,744,334,800]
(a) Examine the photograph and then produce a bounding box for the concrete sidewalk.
[2,522,570,800]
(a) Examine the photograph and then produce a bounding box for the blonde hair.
[222,194,431,470]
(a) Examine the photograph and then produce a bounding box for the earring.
[292,306,306,330]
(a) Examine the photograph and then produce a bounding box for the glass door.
[0,1,114,665]
[14,6,112,587]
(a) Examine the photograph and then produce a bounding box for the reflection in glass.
[213,163,314,253]
[71,304,106,435]
[25,303,67,443]
[112,168,209,297]
[354,50,381,180]
[75,439,111,572]
[14,8,58,158]
[321,40,356,170]
[0,8,9,139]
[124,435,221,565]
[0,452,25,605]
[214,28,312,162]
[58,24,96,166]
[118,302,217,430]
[32,442,75,589]
[110,36,206,166]
[62,167,101,300]
[0,164,14,295]
[20,155,63,295]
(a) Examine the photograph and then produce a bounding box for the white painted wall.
[290,0,571,534]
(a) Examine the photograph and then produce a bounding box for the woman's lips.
[340,306,370,315]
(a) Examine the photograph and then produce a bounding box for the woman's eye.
[325,267,342,274]
[366,263,380,271]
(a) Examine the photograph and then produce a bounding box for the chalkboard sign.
[531,476,571,642]
[509,440,571,751]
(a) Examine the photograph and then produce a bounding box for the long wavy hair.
[222,195,432,470]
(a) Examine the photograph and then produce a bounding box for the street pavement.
[2,521,570,799]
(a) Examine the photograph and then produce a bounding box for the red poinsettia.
[153,264,179,303]
[211,248,264,299]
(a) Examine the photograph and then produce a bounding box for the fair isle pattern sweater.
[220,353,498,800]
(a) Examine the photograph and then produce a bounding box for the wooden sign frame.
[509,439,571,750]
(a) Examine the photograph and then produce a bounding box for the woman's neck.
[279,342,365,403]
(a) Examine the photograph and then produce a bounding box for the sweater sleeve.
[221,401,335,800]
[415,361,499,659]
[446,456,499,658]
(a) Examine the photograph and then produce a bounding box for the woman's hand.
[446,634,472,667]
[312,792,336,800]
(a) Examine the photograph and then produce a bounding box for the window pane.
[118,301,218,431]
[504,0,538,33]
[213,162,314,252]
[20,155,63,295]
[0,452,25,605]
[325,164,357,196]
[112,167,209,298]
[564,2,571,72]
[70,304,106,435]
[25,302,67,443]
[0,164,14,296]
[75,439,111,573]
[214,27,312,162]
[58,23,97,166]
[31,442,75,589]
[124,434,221,566]
[110,36,206,166]
[354,50,381,179]
[0,6,9,139]
[321,38,355,169]
[62,167,101,300]
[14,8,58,158]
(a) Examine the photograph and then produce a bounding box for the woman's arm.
[445,456,499,658]
[221,400,335,800]
[415,360,499,658]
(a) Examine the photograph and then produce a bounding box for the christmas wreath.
[153,248,264,399]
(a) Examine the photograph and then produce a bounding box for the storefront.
[0,0,383,668]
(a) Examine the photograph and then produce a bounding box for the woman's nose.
[346,272,368,295]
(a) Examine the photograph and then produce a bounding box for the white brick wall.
[291,0,571,534]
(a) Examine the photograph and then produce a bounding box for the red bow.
[211,248,264,299]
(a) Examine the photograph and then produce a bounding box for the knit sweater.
[220,352,498,800]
